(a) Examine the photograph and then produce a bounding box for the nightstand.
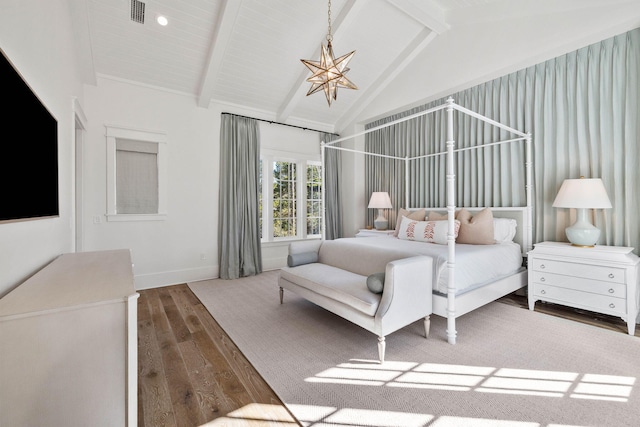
[528,241,639,335]
[355,229,395,238]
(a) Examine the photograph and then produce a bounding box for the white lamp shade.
[552,178,612,209]
[368,192,393,209]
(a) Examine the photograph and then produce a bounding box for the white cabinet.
[528,241,639,335]
[0,250,138,427]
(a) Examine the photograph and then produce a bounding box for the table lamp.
[552,177,612,247]
[368,192,393,230]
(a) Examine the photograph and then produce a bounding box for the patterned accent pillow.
[398,216,460,244]
[393,208,426,237]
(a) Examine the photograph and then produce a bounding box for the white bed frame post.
[404,157,410,209]
[445,97,457,345]
[525,133,533,253]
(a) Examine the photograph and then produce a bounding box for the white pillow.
[398,216,460,244]
[493,218,517,243]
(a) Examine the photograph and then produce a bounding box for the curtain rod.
[221,112,339,137]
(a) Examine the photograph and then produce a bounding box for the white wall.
[82,77,220,289]
[81,77,328,288]
[0,0,83,297]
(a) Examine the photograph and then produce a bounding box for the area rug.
[189,271,640,427]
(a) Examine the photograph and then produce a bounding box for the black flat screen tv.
[0,48,59,222]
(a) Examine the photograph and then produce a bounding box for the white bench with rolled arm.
[278,239,433,363]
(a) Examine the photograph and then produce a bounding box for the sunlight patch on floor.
[287,404,433,427]
[305,359,636,402]
[429,416,540,427]
[288,404,594,427]
[199,403,298,426]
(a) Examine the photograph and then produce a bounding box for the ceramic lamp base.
[565,208,600,247]
[374,209,388,230]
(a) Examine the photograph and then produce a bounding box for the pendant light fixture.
[301,0,357,106]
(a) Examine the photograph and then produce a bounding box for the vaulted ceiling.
[71,0,640,132]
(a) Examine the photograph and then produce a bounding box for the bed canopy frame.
[320,97,533,345]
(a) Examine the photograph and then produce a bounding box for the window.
[116,139,158,214]
[105,125,167,221]
[273,161,297,238]
[261,154,322,241]
[306,163,322,236]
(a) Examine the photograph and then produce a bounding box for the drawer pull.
[540,277,545,282]
[540,264,546,269]
[609,303,615,309]
[540,290,546,295]
[608,273,615,279]
[609,288,615,294]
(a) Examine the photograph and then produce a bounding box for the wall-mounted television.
[0,48,59,222]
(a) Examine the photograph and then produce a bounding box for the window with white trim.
[260,154,322,242]
[105,125,167,221]
[116,139,158,214]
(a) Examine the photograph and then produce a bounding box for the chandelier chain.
[326,0,333,42]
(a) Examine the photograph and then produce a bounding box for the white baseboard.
[262,257,286,271]
[134,266,218,290]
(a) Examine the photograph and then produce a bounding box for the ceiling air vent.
[130,0,146,24]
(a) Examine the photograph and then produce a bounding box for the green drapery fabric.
[218,114,262,279]
[322,132,342,240]
[365,28,639,252]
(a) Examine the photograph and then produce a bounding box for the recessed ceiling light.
[156,15,168,26]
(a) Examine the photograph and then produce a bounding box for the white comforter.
[339,237,523,295]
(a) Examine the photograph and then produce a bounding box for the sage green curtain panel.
[365,28,639,252]
[322,133,342,240]
[218,114,262,279]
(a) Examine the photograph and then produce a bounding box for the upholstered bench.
[278,239,433,363]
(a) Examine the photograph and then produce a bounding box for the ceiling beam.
[334,0,449,130]
[68,0,97,86]
[335,27,439,131]
[275,0,363,123]
[386,0,449,34]
[197,0,243,108]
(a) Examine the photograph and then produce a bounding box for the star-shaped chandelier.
[300,0,357,106]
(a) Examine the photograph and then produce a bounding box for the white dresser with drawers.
[0,250,138,427]
[528,241,639,335]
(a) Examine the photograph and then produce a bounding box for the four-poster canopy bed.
[319,97,533,345]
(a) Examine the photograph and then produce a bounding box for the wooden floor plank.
[138,289,177,427]
[177,339,224,420]
[138,284,298,427]
[167,286,206,335]
[192,303,284,405]
[158,287,193,343]
[169,286,255,417]
[148,288,207,426]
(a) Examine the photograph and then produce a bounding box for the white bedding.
[341,237,523,295]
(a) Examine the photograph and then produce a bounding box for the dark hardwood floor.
[138,284,637,426]
[137,284,299,427]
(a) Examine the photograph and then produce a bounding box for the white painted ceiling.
[73,0,640,132]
